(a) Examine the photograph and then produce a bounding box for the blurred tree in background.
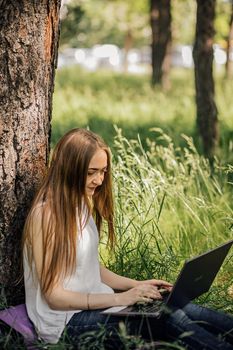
[150,0,172,88]
[193,0,218,161]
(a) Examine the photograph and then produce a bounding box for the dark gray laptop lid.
[166,239,233,309]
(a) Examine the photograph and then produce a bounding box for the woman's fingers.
[150,280,173,291]
[155,279,173,287]
[139,279,173,289]
[137,284,162,300]
[123,284,164,306]
[138,296,153,304]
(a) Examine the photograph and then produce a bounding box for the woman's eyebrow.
[88,166,107,170]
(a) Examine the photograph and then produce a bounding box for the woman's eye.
[100,170,107,176]
[88,169,107,176]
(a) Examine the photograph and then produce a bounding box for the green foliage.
[59,0,197,49]
[59,0,233,51]
[172,0,196,44]
[215,0,233,46]
[59,0,150,49]
[60,1,85,47]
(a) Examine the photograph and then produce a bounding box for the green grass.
[100,129,233,312]
[52,67,196,149]
[52,66,233,164]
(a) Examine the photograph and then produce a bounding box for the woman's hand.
[136,279,173,292]
[115,283,165,306]
[115,278,173,306]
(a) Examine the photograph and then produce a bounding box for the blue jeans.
[64,303,233,349]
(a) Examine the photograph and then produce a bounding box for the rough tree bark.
[225,0,233,78]
[0,0,61,304]
[150,0,171,88]
[193,0,218,161]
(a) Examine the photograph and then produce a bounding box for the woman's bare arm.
[30,207,167,311]
[100,265,172,293]
[100,264,138,290]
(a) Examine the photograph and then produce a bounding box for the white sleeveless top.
[24,210,114,344]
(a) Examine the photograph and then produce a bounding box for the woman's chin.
[86,189,95,196]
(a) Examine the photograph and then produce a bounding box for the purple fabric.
[0,304,37,343]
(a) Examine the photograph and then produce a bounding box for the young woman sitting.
[23,128,233,349]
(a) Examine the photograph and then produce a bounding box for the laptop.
[102,239,233,318]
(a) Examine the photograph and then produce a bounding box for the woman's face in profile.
[86,149,108,197]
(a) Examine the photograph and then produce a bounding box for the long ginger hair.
[22,128,115,294]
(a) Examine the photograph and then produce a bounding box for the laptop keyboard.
[133,299,164,313]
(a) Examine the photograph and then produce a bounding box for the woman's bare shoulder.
[29,202,51,228]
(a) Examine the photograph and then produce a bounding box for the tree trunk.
[225,1,233,78]
[0,0,61,304]
[150,0,171,88]
[193,0,218,161]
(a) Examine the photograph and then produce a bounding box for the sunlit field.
[52,66,233,164]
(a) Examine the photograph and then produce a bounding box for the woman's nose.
[93,172,103,185]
